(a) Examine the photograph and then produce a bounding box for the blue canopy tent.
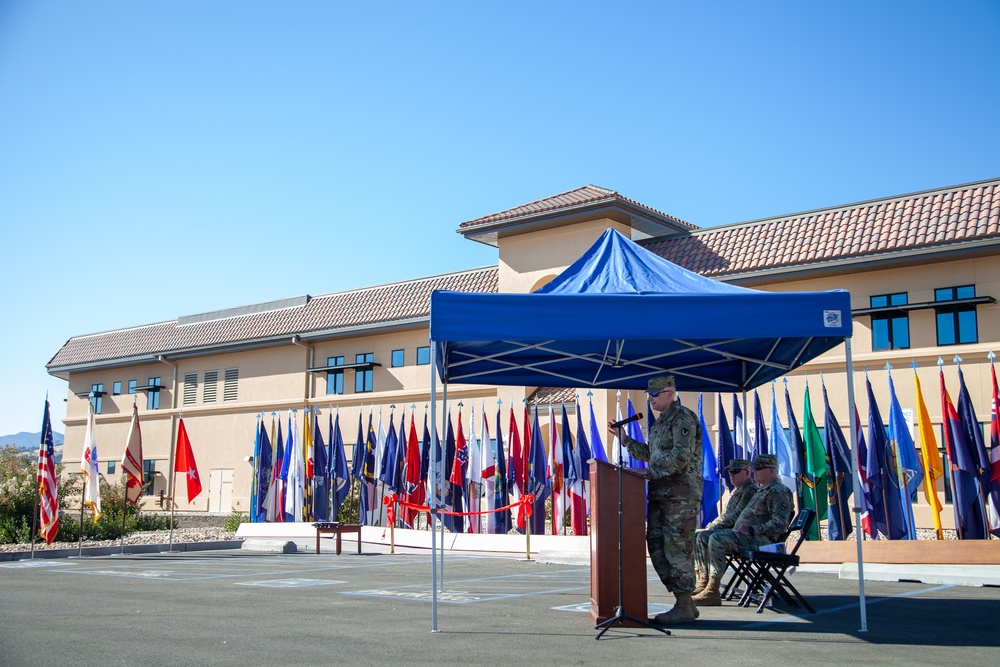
[425,228,868,630]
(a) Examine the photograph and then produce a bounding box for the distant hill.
[2,431,65,452]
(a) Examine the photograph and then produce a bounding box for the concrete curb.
[0,540,244,562]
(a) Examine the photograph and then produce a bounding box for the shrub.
[0,448,168,544]
[223,510,248,532]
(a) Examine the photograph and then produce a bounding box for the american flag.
[36,399,59,544]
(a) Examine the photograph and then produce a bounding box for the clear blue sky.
[2,1,998,436]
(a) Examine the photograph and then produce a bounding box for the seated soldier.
[691,453,794,606]
[692,458,757,594]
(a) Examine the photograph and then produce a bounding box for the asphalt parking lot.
[3,544,1000,667]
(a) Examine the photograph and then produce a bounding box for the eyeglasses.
[647,389,673,397]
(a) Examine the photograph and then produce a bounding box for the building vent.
[182,372,198,406]
[203,370,218,404]
[223,368,239,402]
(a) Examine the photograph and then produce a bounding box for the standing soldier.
[692,453,794,606]
[692,458,758,594]
[611,375,702,625]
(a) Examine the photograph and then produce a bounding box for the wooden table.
[313,522,362,555]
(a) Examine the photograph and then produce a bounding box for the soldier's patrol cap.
[724,458,751,472]
[752,454,778,468]
[646,375,676,392]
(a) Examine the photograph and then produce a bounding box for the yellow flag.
[914,373,944,539]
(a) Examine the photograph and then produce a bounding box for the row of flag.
[33,398,203,545]
[251,395,642,535]
[715,358,1000,541]
[35,354,997,544]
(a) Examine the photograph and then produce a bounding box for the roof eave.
[458,199,691,247]
[714,236,1000,285]
[46,318,433,376]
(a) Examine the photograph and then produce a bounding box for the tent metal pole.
[430,346,439,632]
[440,383,448,589]
[845,337,868,632]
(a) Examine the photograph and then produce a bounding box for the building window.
[935,285,978,345]
[128,380,137,394]
[326,356,345,395]
[223,368,239,402]
[870,293,909,351]
[147,377,162,410]
[107,460,116,474]
[355,352,374,393]
[182,372,198,406]
[143,460,156,496]
[417,346,430,365]
[112,381,122,396]
[391,349,405,367]
[203,370,218,403]
[91,384,104,414]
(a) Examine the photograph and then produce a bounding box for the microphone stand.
[595,429,669,639]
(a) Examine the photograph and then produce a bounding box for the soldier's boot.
[652,592,699,625]
[691,576,722,606]
[691,570,709,595]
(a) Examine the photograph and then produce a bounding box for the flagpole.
[30,395,46,559]
[168,411,182,553]
[78,480,85,557]
[957,355,993,540]
[429,346,439,632]
[844,338,868,632]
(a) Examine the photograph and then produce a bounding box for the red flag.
[120,404,144,505]
[36,399,59,544]
[175,418,203,503]
[449,408,468,487]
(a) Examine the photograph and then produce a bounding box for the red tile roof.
[458,185,697,231]
[48,177,1000,373]
[48,267,498,372]
[643,178,1000,278]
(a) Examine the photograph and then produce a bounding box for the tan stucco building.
[48,177,1000,532]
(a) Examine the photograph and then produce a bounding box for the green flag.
[802,385,829,540]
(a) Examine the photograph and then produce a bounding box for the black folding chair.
[736,508,816,613]
[720,514,796,602]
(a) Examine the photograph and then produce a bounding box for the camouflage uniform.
[693,478,758,572]
[698,479,794,578]
[622,401,702,594]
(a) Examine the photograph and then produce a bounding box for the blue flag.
[732,395,746,459]
[528,407,550,534]
[866,379,908,539]
[254,418,272,523]
[699,394,720,527]
[753,391,769,458]
[770,383,796,495]
[329,413,349,518]
[822,383,854,540]
[312,411,330,522]
[887,374,923,538]
[588,398,609,463]
[494,406,512,534]
[625,397,647,470]
[942,369,987,539]
[379,414,399,491]
[717,396,736,491]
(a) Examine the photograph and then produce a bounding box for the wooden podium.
[589,458,648,626]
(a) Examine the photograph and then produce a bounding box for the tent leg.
[430,346,439,633]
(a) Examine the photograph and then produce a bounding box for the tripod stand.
[595,441,670,639]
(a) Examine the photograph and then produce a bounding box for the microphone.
[609,413,643,429]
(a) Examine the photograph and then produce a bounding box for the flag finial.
[783,376,788,386]
[954,354,963,366]
[989,350,996,363]
[910,360,918,373]
[587,390,593,398]
[937,357,944,368]
[884,361,893,373]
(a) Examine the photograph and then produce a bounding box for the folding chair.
[720,515,796,602]
[736,508,816,613]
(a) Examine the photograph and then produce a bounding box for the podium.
[589,458,648,626]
